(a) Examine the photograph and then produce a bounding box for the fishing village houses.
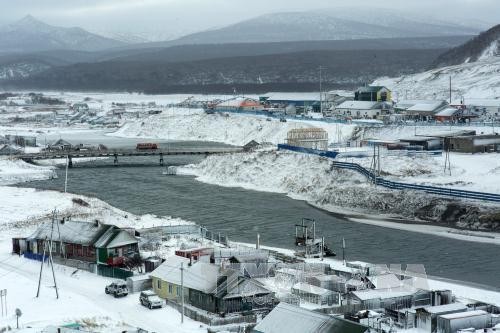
[11,219,500,332]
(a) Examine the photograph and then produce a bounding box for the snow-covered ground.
[0,157,56,185]
[179,149,500,231]
[373,56,500,101]
[0,253,206,333]
[111,108,356,146]
[0,156,199,332]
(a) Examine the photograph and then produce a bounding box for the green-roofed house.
[355,86,392,102]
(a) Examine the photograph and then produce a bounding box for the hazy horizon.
[0,0,498,41]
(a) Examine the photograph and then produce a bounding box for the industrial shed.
[437,310,491,333]
[286,128,329,150]
[292,282,338,306]
[446,134,500,153]
[350,287,430,310]
[253,302,369,333]
[416,303,469,333]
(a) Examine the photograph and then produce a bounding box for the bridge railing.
[278,144,500,203]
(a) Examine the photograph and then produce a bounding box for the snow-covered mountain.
[373,23,500,100]
[173,11,480,45]
[433,24,500,67]
[0,15,125,53]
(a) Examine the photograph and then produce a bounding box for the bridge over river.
[17,146,243,167]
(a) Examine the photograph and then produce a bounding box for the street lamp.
[15,308,22,329]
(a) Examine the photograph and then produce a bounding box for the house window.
[176,286,181,296]
[168,284,173,294]
[157,279,161,289]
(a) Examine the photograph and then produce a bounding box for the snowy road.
[0,252,206,333]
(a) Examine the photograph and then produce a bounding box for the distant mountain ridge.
[0,15,125,53]
[432,24,500,67]
[169,11,480,45]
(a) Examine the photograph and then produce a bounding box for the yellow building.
[355,86,392,102]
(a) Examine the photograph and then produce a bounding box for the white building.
[335,101,391,119]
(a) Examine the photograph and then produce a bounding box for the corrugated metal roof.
[422,303,468,314]
[407,102,446,112]
[352,286,416,301]
[253,302,368,333]
[366,274,402,289]
[150,255,219,293]
[435,108,460,117]
[336,101,380,110]
[439,310,488,320]
[94,228,137,249]
[29,221,111,246]
[292,282,333,296]
[223,278,271,299]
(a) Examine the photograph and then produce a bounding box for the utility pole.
[180,262,184,324]
[444,144,452,176]
[36,210,59,299]
[449,76,452,104]
[64,155,69,193]
[342,238,346,265]
[319,66,325,115]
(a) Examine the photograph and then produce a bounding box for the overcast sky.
[0,0,498,39]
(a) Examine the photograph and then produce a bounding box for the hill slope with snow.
[174,11,479,45]
[0,15,125,53]
[433,24,500,67]
[374,57,500,100]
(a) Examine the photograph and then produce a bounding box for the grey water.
[18,152,500,289]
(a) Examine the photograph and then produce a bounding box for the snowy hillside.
[111,108,356,146]
[433,24,500,67]
[174,10,479,45]
[373,56,500,100]
[374,23,500,100]
[0,15,125,53]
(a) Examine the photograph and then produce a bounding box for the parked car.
[279,117,287,122]
[139,290,164,309]
[105,281,129,298]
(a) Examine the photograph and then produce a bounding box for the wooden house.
[18,220,138,267]
[151,255,273,314]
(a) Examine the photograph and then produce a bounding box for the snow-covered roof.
[150,255,219,293]
[396,99,444,109]
[336,101,380,110]
[439,310,488,320]
[407,102,447,113]
[223,278,271,299]
[366,274,402,289]
[253,302,368,333]
[435,108,460,117]
[94,228,138,249]
[263,92,320,102]
[292,282,333,296]
[352,286,416,301]
[29,220,110,246]
[216,97,261,108]
[421,303,468,314]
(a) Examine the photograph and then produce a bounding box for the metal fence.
[97,264,134,280]
[202,107,500,127]
[139,224,230,246]
[278,145,500,203]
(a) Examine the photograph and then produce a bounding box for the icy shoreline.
[178,150,500,239]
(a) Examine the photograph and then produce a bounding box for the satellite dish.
[15,308,22,317]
